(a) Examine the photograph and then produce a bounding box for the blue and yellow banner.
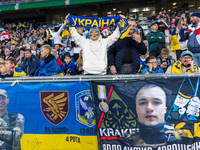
[1,81,97,150]
[66,15,129,39]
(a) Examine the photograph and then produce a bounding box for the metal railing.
[0,73,199,83]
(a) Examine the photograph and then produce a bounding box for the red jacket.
[56,58,61,67]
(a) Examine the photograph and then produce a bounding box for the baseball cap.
[0,90,7,98]
[151,22,159,27]
[180,51,193,57]
[64,52,71,58]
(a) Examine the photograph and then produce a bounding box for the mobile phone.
[133,28,138,34]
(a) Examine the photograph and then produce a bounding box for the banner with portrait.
[0,81,97,150]
[91,76,200,150]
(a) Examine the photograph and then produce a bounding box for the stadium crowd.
[0,0,48,4]
[0,10,199,78]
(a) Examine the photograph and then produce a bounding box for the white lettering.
[117,145,122,150]
[112,145,116,150]
[107,128,114,136]
[187,145,191,150]
[196,142,200,150]
[103,144,106,150]
[167,145,171,150]
[115,129,122,137]
[100,128,107,136]
[121,129,128,137]
[191,143,195,150]
[172,144,177,150]
[107,144,111,150]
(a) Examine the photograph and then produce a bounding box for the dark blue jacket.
[21,55,40,76]
[108,37,147,74]
[61,60,76,75]
[141,67,164,74]
[179,27,200,53]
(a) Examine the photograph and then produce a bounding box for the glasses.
[182,57,192,60]
[0,96,6,100]
[148,62,157,64]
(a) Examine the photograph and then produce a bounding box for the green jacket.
[146,30,165,52]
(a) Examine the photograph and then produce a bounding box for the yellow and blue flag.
[170,28,181,51]
[66,15,129,39]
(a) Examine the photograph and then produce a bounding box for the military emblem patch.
[75,90,95,127]
[40,91,69,126]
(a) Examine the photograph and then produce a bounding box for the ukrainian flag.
[62,25,70,38]
[170,28,181,51]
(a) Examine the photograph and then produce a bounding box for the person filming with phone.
[108,18,147,74]
[165,51,200,73]
[179,12,200,67]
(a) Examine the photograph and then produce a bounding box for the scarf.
[185,23,200,44]
[171,60,198,73]
[65,15,129,39]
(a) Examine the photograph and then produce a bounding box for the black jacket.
[108,37,147,74]
[21,55,40,76]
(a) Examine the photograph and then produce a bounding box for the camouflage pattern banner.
[91,77,200,150]
[0,81,97,150]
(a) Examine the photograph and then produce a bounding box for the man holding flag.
[66,14,129,75]
[179,12,200,67]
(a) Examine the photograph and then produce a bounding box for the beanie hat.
[89,27,100,34]
[191,12,200,18]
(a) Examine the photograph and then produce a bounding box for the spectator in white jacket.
[67,14,123,75]
[48,23,65,45]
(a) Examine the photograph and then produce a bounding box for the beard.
[182,63,190,68]
[191,19,199,25]
[128,29,133,35]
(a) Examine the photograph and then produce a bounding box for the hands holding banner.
[64,13,129,39]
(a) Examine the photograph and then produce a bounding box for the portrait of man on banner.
[0,89,24,150]
[125,84,182,148]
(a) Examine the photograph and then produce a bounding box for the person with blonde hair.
[171,18,188,60]
[34,45,63,76]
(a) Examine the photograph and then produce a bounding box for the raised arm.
[48,28,54,37]
[69,27,86,48]
[66,14,86,48]
[105,26,120,48]
[56,23,65,36]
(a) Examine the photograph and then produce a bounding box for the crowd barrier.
[2,73,200,150]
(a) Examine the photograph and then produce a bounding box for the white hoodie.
[69,26,120,75]
[48,23,65,45]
